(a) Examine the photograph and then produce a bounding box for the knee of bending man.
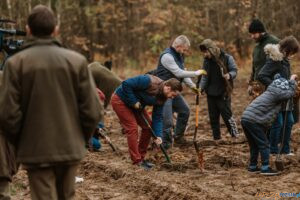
[179,106,190,118]
[163,117,174,129]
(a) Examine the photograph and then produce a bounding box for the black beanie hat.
[248,19,266,33]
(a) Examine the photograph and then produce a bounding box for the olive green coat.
[88,62,122,108]
[0,37,103,164]
[250,33,279,82]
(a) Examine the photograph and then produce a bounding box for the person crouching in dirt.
[89,88,106,151]
[241,74,297,175]
[198,39,239,140]
[88,62,122,108]
[111,75,182,170]
[257,36,300,156]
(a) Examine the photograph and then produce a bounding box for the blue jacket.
[242,75,296,127]
[115,75,165,137]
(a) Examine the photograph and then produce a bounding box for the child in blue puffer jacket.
[241,74,297,176]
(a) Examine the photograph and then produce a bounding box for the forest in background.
[1,0,300,72]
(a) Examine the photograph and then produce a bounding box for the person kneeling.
[111,75,182,170]
[241,74,297,176]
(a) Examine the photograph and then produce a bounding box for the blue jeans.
[241,120,270,169]
[269,111,294,154]
[281,111,294,153]
[162,94,190,144]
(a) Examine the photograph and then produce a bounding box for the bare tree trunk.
[55,0,61,26]
[251,0,258,19]
[234,1,242,58]
[28,0,32,13]
[6,0,12,19]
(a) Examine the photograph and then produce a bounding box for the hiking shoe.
[174,137,189,146]
[248,166,260,173]
[142,160,155,168]
[285,152,295,156]
[213,136,221,141]
[260,168,279,176]
[137,161,151,171]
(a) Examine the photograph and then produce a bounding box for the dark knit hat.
[248,19,266,33]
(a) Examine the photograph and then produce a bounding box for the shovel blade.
[275,159,284,171]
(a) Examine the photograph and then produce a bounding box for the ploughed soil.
[11,77,300,200]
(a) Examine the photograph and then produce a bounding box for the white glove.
[133,102,142,110]
[291,74,298,81]
[154,137,162,145]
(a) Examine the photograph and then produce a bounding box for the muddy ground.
[11,77,300,200]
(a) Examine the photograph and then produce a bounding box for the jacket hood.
[268,74,291,91]
[200,39,221,58]
[264,44,284,61]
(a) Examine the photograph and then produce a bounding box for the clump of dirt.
[160,162,189,172]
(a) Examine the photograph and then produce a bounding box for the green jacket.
[0,37,103,164]
[250,33,279,82]
[0,71,17,180]
[0,131,17,180]
[88,62,122,108]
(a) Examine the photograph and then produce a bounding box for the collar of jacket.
[22,36,62,50]
[264,44,284,61]
[146,75,167,104]
[170,46,183,58]
[258,32,269,44]
[156,84,167,104]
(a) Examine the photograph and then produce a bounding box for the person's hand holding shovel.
[194,69,207,76]
[154,137,162,145]
[133,102,142,110]
[192,69,207,94]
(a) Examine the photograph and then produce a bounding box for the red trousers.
[111,93,152,164]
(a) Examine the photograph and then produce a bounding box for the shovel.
[98,128,117,152]
[275,101,289,171]
[193,75,204,172]
[140,111,171,163]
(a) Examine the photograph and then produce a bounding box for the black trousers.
[207,95,233,140]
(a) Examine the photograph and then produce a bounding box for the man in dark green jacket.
[248,19,279,95]
[0,5,102,200]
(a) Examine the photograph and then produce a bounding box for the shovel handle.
[98,129,117,152]
[140,111,171,163]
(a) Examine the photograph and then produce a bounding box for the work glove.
[290,74,298,81]
[133,102,142,110]
[200,88,205,95]
[154,137,162,145]
[191,87,200,94]
[195,69,207,76]
[223,73,231,80]
[247,85,253,96]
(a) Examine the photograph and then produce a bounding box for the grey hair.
[172,35,190,48]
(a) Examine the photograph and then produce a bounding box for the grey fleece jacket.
[161,53,196,88]
[242,77,296,127]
